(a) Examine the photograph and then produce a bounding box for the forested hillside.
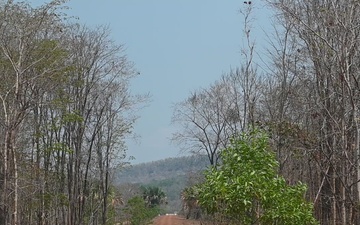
[115,155,208,213]
[115,155,208,184]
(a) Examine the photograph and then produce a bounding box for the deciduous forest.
[173,1,360,224]
[0,1,146,224]
[1,0,360,224]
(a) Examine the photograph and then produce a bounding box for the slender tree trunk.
[355,112,360,222]
[12,139,18,225]
[2,130,9,225]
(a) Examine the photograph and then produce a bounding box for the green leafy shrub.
[123,196,160,225]
[197,130,318,225]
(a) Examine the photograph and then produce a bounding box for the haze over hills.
[115,155,209,184]
[114,155,209,213]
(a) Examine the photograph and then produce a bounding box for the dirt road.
[151,215,200,225]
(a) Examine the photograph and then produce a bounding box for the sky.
[33,0,274,164]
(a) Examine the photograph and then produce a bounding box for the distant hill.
[115,155,209,184]
[114,155,210,213]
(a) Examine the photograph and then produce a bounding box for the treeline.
[173,1,360,224]
[0,1,146,225]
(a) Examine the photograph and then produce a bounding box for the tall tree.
[172,79,241,166]
[0,1,69,224]
[172,2,261,166]
[0,1,146,224]
[266,0,360,224]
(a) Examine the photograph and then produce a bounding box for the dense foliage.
[197,130,318,224]
[141,186,167,208]
[121,186,166,224]
[123,196,161,225]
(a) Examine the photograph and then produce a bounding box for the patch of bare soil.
[151,215,201,225]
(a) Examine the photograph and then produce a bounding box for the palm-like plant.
[181,186,200,219]
[141,186,166,208]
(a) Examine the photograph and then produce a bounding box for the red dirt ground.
[151,215,201,225]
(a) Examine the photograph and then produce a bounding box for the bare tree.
[267,0,360,224]
[172,80,237,166]
[57,24,144,225]
[172,2,261,167]
[257,12,318,186]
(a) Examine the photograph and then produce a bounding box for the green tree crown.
[197,130,318,225]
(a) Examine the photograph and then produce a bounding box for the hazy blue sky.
[35,0,274,163]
